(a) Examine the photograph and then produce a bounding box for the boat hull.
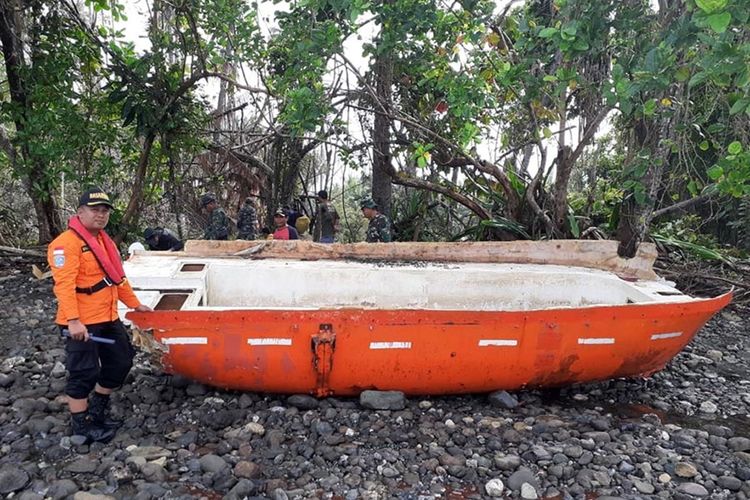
[126,292,731,396]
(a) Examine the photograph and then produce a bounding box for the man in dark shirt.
[313,190,339,243]
[143,227,184,251]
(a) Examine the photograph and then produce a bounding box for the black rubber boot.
[88,392,123,429]
[70,411,115,444]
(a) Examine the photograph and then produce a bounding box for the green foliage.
[2,0,750,248]
[651,234,733,265]
[706,141,750,197]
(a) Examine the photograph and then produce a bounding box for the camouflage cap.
[360,198,378,210]
[200,192,217,207]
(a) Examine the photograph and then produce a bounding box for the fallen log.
[176,239,659,280]
[0,245,46,258]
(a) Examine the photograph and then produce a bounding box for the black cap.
[273,207,287,217]
[317,190,328,200]
[78,187,114,209]
[143,227,157,242]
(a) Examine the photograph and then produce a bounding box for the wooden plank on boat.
[179,239,658,280]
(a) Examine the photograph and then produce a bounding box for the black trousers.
[59,320,135,399]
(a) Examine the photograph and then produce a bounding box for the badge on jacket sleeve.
[53,248,65,267]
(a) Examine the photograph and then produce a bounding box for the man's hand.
[68,319,89,341]
[134,304,153,312]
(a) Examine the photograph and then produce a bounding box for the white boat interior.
[120,253,694,316]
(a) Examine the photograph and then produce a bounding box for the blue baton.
[61,329,116,345]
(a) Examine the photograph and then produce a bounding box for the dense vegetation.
[1,0,748,258]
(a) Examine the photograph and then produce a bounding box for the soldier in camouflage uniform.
[200,192,230,240]
[237,197,258,240]
[360,198,392,243]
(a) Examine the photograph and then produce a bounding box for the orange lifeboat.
[124,240,731,396]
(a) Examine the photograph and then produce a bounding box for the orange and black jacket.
[48,229,141,325]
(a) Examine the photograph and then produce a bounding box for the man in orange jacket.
[48,187,152,443]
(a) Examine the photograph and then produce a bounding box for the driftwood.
[31,264,52,280]
[0,245,45,257]
[656,254,749,308]
[179,239,659,280]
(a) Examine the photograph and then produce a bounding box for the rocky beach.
[0,255,748,500]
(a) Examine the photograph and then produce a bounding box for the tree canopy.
[0,0,748,257]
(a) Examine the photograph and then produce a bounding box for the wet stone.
[728,437,750,452]
[359,390,406,410]
[287,394,319,410]
[199,454,228,473]
[65,457,99,473]
[675,462,699,478]
[716,475,742,491]
[234,460,261,479]
[488,391,519,409]
[634,479,655,494]
[507,467,538,491]
[0,467,30,494]
[676,482,710,497]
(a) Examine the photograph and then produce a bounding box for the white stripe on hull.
[369,342,412,349]
[161,337,208,345]
[248,338,293,346]
[577,338,615,345]
[651,331,683,340]
[478,339,518,347]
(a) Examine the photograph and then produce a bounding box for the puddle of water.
[552,397,750,436]
[599,402,749,435]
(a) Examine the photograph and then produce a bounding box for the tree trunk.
[164,134,185,240]
[372,5,394,216]
[553,145,574,235]
[119,131,157,241]
[266,133,305,226]
[616,116,673,257]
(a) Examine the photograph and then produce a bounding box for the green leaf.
[729,98,749,115]
[542,127,552,139]
[572,38,589,51]
[728,141,743,154]
[699,140,710,151]
[675,67,691,82]
[695,0,728,14]
[538,27,558,38]
[687,180,698,197]
[643,99,657,116]
[736,67,750,88]
[707,165,724,180]
[567,212,580,238]
[706,12,731,33]
[634,187,646,205]
[688,72,708,88]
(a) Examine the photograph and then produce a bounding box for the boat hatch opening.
[656,291,684,296]
[155,293,191,311]
[180,263,206,272]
